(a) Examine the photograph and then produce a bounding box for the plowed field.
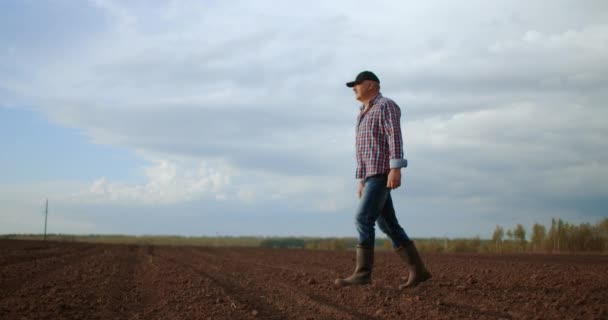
[0,240,606,319]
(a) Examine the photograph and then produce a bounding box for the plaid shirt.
[356,93,408,180]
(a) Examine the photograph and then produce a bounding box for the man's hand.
[387,168,402,190]
[358,181,365,199]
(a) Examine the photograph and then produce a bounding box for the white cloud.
[70,159,234,205]
[65,155,354,216]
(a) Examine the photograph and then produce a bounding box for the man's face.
[353,80,375,102]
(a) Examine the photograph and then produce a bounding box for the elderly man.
[335,71,431,289]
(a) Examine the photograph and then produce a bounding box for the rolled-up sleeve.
[382,101,408,169]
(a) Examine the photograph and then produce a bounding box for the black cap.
[346,71,380,87]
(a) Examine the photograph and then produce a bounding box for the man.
[335,71,431,289]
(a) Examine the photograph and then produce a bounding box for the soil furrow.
[0,245,109,318]
[157,247,289,319]
[130,245,239,319]
[182,247,374,320]
[0,244,93,268]
[0,245,98,301]
[97,245,142,320]
[1,240,607,320]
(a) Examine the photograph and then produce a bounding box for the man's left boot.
[396,241,432,289]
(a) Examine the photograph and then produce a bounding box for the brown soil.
[0,240,606,319]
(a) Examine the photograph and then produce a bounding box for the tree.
[599,218,608,234]
[548,218,564,252]
[531,223,546,252]
[492,225,504,252]
[557,219,566,251]
[548,218,557,252]
[599,218,608,251]
[513,224,526,251]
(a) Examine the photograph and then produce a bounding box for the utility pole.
[44,199,48,240]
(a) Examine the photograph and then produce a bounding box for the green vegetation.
[488,218,608,253]
[260,237,306,248]
[2,218,606,253]
[0,234,264,247]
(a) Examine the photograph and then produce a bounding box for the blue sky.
[0,107,143,183]
[1,0,607,238]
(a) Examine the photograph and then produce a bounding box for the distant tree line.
[259,237,358,250]
[491,218,608,253]
[4,218,606,253]
[259,237,306,248]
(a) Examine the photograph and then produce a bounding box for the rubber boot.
[396,242,432,289]
[335,246,374,286]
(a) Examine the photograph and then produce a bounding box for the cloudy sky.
[1,0,607,238]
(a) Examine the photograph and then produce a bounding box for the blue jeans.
[355,174,411,249]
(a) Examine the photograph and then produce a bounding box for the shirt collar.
[360,93,383,110]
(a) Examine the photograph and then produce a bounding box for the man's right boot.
[396,241,432,289]
[335,245,374,286]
